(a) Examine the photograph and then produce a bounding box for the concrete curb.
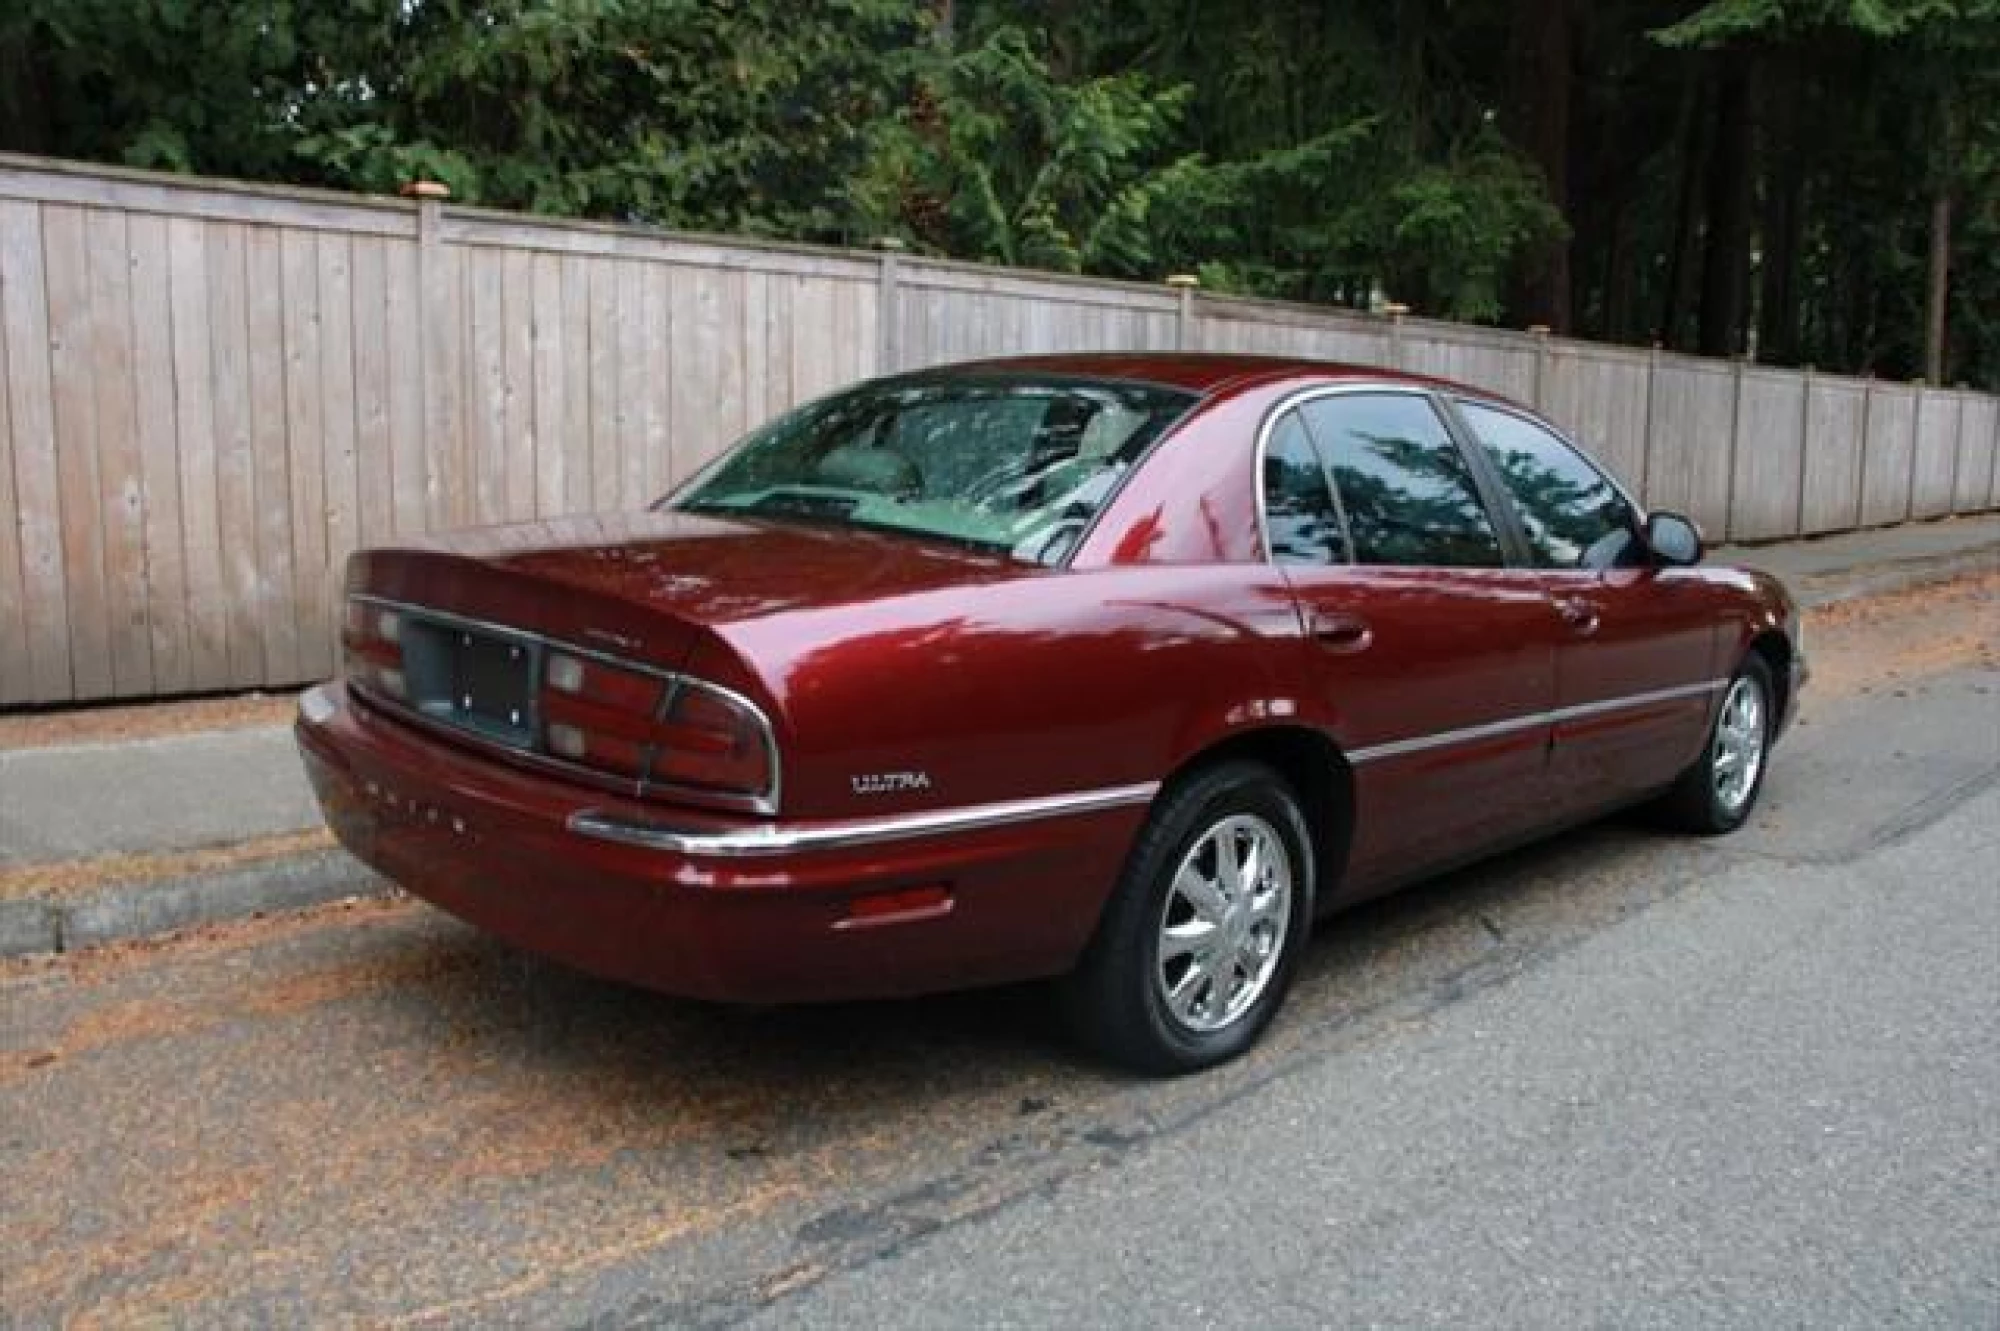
[0,849,393,959]
[1786,547,1998,610]
[2,540,1994,963]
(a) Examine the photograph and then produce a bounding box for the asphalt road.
[3,578,1996,1328]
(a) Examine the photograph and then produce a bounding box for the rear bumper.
[296,683,1142,1003]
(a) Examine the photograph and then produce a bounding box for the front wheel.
[1657,655,1775,834]
[1061,761,1314,1075]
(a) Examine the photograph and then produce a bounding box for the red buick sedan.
[297,354,1805,1073]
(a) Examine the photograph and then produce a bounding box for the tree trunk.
[1697,50,1755,357]
[1506,0,1573,332]
[1756,48,1805,365]
[1660,72,1711,349]
[1925,186,1951,382]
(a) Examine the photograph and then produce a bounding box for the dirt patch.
[1804,570,2000,700]
[0,690,299,750]
[0,829,336,902]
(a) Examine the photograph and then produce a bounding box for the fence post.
[1721,357,1746,542]
[1528,324,1552,411]
[874,237,904,375]
[1638,345,1660,504]
[1854,377,1873,529]
[1167,273,1200,350]
[1385,304,1409,371]
[1795,367,1814,536]
[1904,382,1925,522]
[402,179,452,526]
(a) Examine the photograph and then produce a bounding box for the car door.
[1265,389,1564,897]
[1450,399,1721,812]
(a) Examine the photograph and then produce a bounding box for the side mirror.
[1644,511,1704,567]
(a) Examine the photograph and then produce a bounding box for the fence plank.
[1965,396,1998,511]
[246,228,300,685]
[586,259,619,511]
[760,270,795,424]
[205,223,265,685]
[280,229,331,680]
[41,205,115,698]
[0,260,25,702]
[129,212,190,692]
[1642,360,1735,533]
[1800,378,1867,535]
[529,251,566,517]
[464,245,507,525]
[639,260,671,499]
[1859,384,1916,526]
[500,246,536,521]
[1538,348,1652,488]
[1,199,73,702]
[420,232,466,529]
[317,232,361,664]
[614,260,649,506]
[167,218,229,684]
[84,206,155,695]
[1909,391,1960,520]
[348,236,393,548]
[558,255,592,511]
[1728,370,1808,541]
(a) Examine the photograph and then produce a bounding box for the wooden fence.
[2,153,1995,705]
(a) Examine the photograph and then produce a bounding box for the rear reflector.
[834,885,955,930]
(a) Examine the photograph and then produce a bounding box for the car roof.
[938,351,1479,399]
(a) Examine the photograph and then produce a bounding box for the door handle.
[1554,598,1601,636]
[1307,612,1373,653]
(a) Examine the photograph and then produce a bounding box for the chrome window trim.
[568,780,1161,857]
[1347,678,1728,765]
[348,593,783,816]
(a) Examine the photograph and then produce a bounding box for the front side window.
[1458,401,1640,570]
[1299,394,1505,568]
[1262,410,1351,566]
[671,375,1194,565]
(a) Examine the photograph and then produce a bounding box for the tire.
[1656,654,1775,834]
[1060,760,1315,1075]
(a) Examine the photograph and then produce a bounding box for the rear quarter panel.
[705,567,1325,823]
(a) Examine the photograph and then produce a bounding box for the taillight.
[341,599,406,700]
[649,684,775,796]
[539,651,774,802]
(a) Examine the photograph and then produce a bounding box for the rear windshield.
[668,375,1195,564]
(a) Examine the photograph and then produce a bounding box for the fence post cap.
[1165,273,1201,289]
[1527,323,1552,336]
[400,180,451,200]
[1381,301,1410,318]
[872,235,908,252]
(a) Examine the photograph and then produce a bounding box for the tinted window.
[1459,402,1640,570]
[1300,394,1505,568]
[1262,411,1351,565]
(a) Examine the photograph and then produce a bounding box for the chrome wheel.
[1155,813,1294,1034]
[1712,674,1767,815]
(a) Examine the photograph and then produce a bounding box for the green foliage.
[0,0,1992,381]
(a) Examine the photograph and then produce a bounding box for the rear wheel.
[1657,655,1774,834]
[1061,761,1314,1075]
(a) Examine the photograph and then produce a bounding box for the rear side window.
[1458,401,1641,570]
[1299,394,1505,568]
[1262,410,1351,565]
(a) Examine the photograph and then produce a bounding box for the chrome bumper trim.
[568,781,1160,857]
